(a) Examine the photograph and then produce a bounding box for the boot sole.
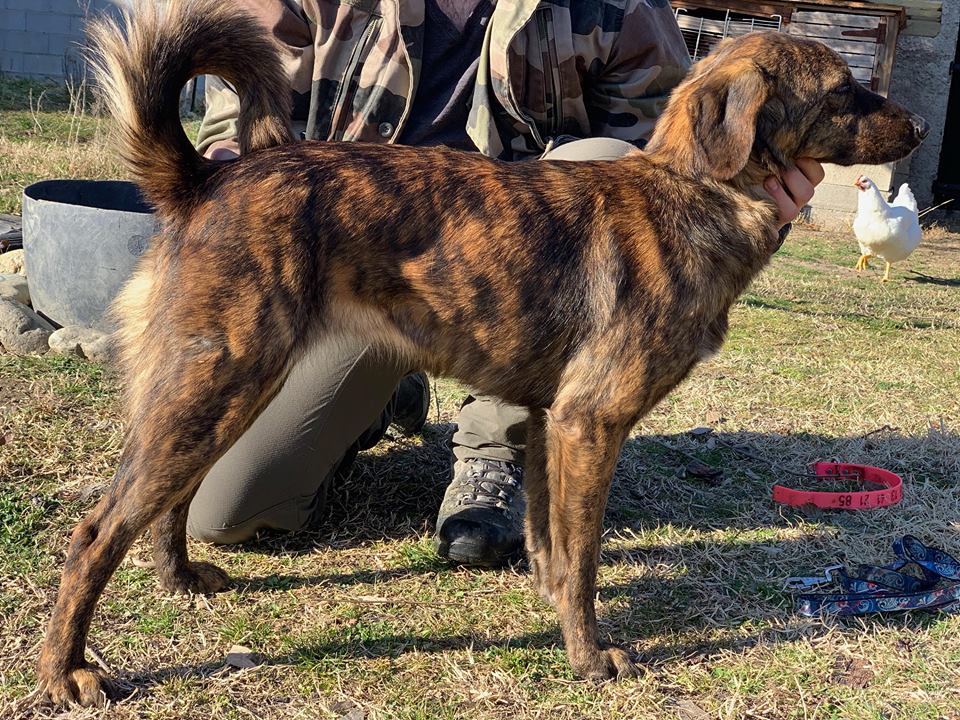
[435,536,520,568]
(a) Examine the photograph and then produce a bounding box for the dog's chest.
[697,311,730,361]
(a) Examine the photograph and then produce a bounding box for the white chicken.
[852,176,922,281]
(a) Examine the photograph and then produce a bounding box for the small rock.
[329,701,366,720]
[0,274,28,305]
[82,333,113,364]
[225,644,260,669]
[0,298,53,354]
[48,326,87,357]
[683,459,723,484]
[0,249,25,275]
[672,698,712,720]
[48,325,111,364]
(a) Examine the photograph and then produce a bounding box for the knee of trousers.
[186,518,257,545]
[185,495,315,545]
[541,136,636,162]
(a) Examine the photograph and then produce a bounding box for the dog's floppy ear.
[691,61,769,180]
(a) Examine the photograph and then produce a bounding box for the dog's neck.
[608,150,787,318]
[642,140,783,236]
[614,146,787,322]
[644,101,789,227]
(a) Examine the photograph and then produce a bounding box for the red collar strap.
[772,462,903,510]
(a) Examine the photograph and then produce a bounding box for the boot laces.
[456,459,523,514]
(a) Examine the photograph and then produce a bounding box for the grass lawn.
[2,77,960,719]
[0,76,200,215]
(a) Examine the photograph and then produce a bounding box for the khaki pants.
[186,137,636,543]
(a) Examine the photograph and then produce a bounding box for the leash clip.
[784,564,844,591]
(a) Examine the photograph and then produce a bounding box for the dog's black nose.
[912,116,930,140]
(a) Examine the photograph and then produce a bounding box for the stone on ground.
[0,298,53,354]
[0,249,25,275]
[47,325,112,364]
[0,274,29,305]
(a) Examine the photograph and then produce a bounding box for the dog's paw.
[571,644,641,683]
[39,665,113,707]
[159,561,230,595]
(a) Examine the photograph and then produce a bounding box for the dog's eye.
[831,82,852,95]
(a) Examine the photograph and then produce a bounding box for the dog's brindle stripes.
[37,0,926,705]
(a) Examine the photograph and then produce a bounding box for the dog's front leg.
[541,407,638,681]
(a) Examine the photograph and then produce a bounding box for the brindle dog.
[38,0,927,706]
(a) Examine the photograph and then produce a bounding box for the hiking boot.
[434,458,525,567]
[392,371,430,436]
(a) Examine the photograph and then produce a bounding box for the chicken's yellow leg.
[882,261,891,282]
[855,254,872,272]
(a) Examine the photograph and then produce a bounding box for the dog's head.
[647,32,928,185]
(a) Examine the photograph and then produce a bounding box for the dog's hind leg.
[523,409,555,604]
[37,332,296,706]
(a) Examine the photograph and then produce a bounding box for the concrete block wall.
[0,0,118,80]
[889,3,960,208]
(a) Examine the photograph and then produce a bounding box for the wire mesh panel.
[674,8,783,61]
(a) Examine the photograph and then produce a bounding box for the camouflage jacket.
[196,0,691,160]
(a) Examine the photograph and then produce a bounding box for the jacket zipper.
[537,8,563,137]
[330,16,383,140]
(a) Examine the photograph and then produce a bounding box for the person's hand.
[763,158,825,229]
[206,147,240,162]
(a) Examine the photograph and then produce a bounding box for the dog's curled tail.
[87,0,293,220]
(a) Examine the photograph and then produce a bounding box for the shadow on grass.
[109,581,948,703]
[905,270,960,287]
[216,421,960,623]
[739,295,954,330]
[233,566,436,593]
[111,661,225,701]
[228,423,958,556]
[97,425,958,702]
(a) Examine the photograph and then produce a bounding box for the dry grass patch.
[0,76,200,214]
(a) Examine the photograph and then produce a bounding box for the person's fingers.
[795,157,826,186]
[763,175,799,227]
[780,165,816,209]
[763,159,826,229]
